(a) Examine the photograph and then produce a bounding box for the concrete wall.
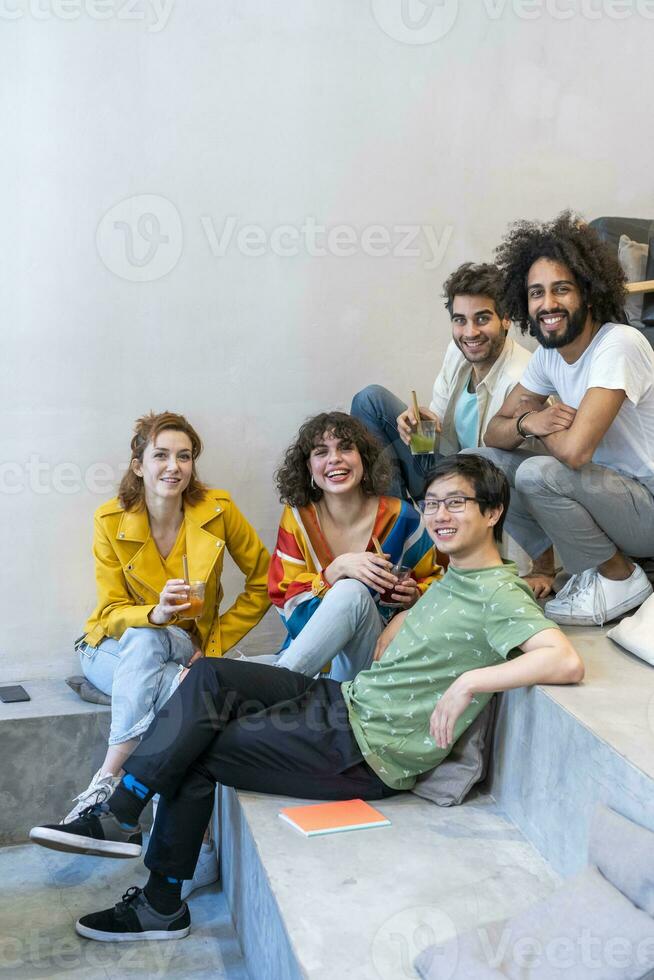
[2,0,652,679]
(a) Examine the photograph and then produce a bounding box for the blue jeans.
[274,579,385,681]
[78,626,196,745]
[351,385,437,499]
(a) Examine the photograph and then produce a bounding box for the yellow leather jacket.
[83,489,270,656]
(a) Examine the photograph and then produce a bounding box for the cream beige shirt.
[429,336,533,455]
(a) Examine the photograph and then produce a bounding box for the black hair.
[422,454,509,543]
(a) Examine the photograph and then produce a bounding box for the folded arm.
[486,382,626,470]
[531,387,626,469]
[484,383,552,449]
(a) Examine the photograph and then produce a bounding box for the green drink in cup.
[408,389,438,455]
[410,421,437,455]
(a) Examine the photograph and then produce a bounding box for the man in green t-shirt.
[343,454,583,789]
[30,455,584,944]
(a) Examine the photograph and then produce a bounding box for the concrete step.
[218,787,559,980]
[489,625,654,875]
[5,621,653,977]
[216,626,654,977]
[0,838,246,980]
[0,679,110,844]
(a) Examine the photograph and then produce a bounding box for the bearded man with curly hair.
[478,211,654,627]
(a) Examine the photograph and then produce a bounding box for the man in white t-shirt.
[351,262,532,490]
[481,212,654,626]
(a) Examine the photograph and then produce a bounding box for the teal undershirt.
[454,383,479,449]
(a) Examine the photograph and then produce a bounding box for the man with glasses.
[30,455,583,944]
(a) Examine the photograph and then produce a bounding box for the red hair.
[118,411,207,511]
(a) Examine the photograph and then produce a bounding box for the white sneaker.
[545,564,653,627]
[181,842,219,900]
[61,769,121,824]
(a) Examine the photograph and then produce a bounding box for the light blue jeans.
[274,579,385,682]
[78,626,196,745]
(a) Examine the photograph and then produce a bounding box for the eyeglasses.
[418,496,484,514]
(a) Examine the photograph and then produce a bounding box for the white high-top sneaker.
[181,841,219,900]
[61,769,121,824]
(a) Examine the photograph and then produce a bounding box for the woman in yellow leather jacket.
[63,412,270,849]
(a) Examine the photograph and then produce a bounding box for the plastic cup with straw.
[182,554,205,619]
[409,389,437,455]
[373,536,411,605]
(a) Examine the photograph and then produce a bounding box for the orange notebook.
[278,799,391,837]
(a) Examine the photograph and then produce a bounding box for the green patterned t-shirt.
[341,561,557,790]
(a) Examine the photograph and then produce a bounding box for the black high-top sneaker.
[29,802,142,858]
[76,887,190,942]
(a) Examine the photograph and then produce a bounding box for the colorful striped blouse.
[268,496,444,644]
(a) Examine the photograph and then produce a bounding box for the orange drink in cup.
[178,581,205,619]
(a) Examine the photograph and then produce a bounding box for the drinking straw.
[372,535,384,556]
[182,554,190,586]
[411,390,424,435]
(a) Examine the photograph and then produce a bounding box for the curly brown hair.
[118,411,208,511]
[495,211,628,337]
[275,412,392,507]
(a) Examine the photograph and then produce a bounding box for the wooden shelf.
[625,279,654,294]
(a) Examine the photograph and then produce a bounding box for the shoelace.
[75,801,110,821]
[555,568,607,626]
[71,784,111,808]
[115,886,143,915]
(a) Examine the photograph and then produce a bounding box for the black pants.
[125,658,395,879]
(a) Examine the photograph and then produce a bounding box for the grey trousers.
[470,448,654,573]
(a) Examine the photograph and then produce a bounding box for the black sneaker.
[76,886,190,942]
[29,803,142,858]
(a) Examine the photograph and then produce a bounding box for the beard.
[454,332,506,364]
[529,301,589,349]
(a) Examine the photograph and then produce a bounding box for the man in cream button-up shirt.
[352,262,532,499]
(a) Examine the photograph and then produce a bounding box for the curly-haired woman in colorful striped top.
[268,412,444,681]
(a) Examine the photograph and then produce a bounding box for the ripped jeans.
[78,626,196,745]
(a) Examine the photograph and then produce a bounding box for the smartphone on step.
[0,685,31,703]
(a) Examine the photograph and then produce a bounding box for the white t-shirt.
[521,323,654,491]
